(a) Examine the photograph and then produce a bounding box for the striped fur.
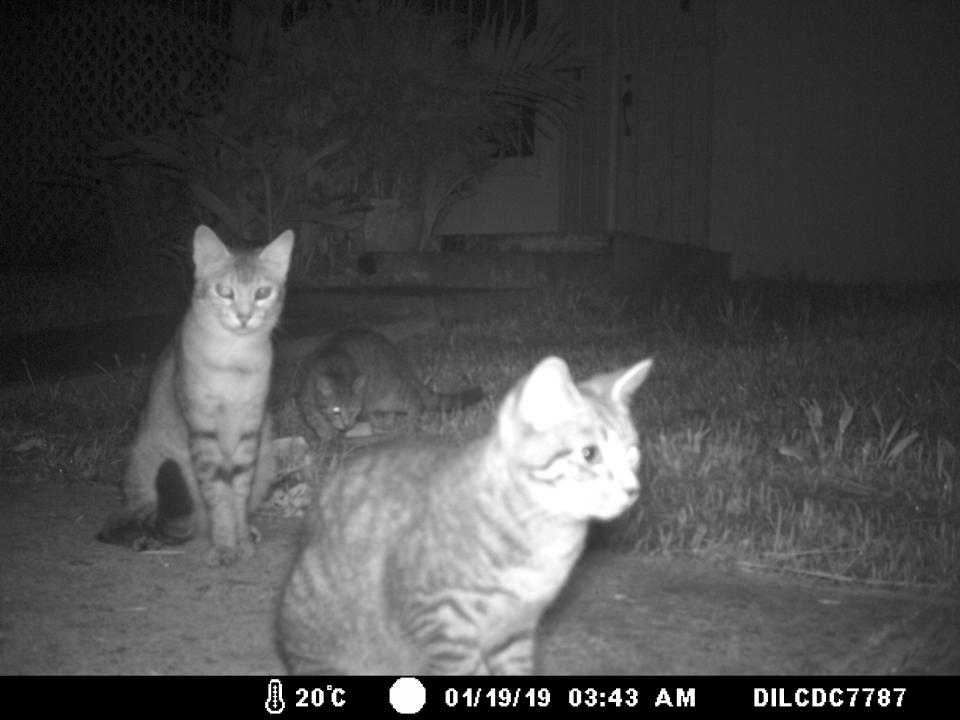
[298,328,484,440]
[277,355,653,674]
[98,225,293,566]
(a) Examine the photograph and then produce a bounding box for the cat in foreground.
[298,328,484,441]
[98,225,294,566]
[277,354,653,674]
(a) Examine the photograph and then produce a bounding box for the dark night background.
[1,0,959,325]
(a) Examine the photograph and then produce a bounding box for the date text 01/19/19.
[443,687,551,709]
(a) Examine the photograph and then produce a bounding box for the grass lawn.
[2,280,958,591]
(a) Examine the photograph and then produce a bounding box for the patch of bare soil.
[0,477,957,676]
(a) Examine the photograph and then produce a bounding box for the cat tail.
[96,459,196,550]
[423,385,485,413]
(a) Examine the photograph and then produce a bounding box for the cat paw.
[249,524,262,544]
[205,543,248,566]
[132,535,166,552]
[204,531,258,566]
[237,536,256,560]
[205,546,234,566]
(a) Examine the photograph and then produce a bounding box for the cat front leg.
[483,629,536,675]
[190,432,249,566]
[299,394,340,441]
[229,472,258,563]
[198,475,242,566]
[226,429,266,562]
[248,415,278,542]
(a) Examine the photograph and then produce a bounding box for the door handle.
[621,72,633,137]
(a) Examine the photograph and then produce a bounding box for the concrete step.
[355,233,730,289]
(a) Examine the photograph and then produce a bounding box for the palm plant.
[278,0,582,249]
[94,0,581,269]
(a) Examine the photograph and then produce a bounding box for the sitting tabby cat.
[298,328,483,440]
[277,354,653,674]
[98,225,294,566]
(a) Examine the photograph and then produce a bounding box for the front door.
[562,0,715,246]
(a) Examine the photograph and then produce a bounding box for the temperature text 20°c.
[295,686,348,708]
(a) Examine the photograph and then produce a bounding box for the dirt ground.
[1,475,957,676]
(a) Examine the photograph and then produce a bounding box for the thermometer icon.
[265,678,285,714]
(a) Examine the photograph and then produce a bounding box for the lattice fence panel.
[0,0,231,265]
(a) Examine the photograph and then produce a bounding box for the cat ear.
[260,230,295,278]
[612,358,654,405]
[192,225,232,275]
[505,356,582,433]
[581,358,654,408]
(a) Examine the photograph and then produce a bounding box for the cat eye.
[581,444,602,463]
[215,284,234,299]
[254,286,273,300]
